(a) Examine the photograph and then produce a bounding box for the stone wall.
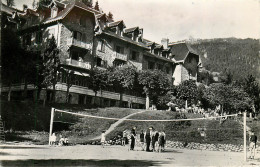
[59,7,95,63]
[166,141,246,152]
[95,36,144,70]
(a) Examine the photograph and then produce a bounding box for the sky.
[9,0,260,43]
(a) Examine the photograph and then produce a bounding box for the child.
[101,131,106,148]
[50,133,56,146]
[64,136,69,146]
[59,135,65,146]
[122,130,127,146]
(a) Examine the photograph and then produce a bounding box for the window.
[97,57,107,67]
[23,34,32,46]
[97,57,102,66]
[113,59,126,67]
[166,67,170,74]
[148,61,155,70]
[98,40,105,52]
[71,50,81,60]
[51,7,58,18]
[80,16,86,27]
[131,50,139,61]
[157,64,163,71]
[35,31,42,44]
[187,57,191,63]
[115,45,124,54]
[73,31,82,41]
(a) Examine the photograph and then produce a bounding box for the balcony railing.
[64,59,91,70]
[114,52,127,61]
[67,38,92,50]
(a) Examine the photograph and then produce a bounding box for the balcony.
[114,52,127,61]
[67,38,92,50]
[64,59,91,70]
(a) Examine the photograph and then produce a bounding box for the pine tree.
[42,36,60,104]
[5,0,15,7]
[94,1,99,11]
[32,0,38,9]
[107,12,114,21]
[82,0,93,7]
[39,0,53,7]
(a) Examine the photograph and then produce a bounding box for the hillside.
[189,38,260,83]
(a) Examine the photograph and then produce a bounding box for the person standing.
[130,127,137,150]
[101,131,106,148]
[122,130,127,146]
[249,131,257,159]
[140,130,145,151]
[145,128,152,152]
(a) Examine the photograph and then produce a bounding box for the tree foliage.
[1,27,23,101]
[176,80,198,107]
[89,67,109,94]
[138,70,171,107]
[5,0,15,7]
[42,36,60,102]
[203,83,252,113]
[82,0,93,7]
[94,0,99,11]
[243,75,260,112]
[38,0,53,6]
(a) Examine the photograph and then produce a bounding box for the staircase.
[0,117,5,143]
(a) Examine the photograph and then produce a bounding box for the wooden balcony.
[67,38,92,50]
[64,59,91,70]
[114,52,127,61]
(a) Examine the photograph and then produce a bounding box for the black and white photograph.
[0,0,259,166]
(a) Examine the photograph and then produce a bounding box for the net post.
[243,111,247,162]
[49,108,55,145]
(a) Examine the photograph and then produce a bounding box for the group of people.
[121,127,166,152]
[49,133,69,146]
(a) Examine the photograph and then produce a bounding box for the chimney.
[161,38,169,49]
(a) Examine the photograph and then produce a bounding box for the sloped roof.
[44,1,95,24]
[1,3,23,15]
[101,31,149,49]
[154,44,163,49]
[108,20,126,28]
[144,51,174,63]
[169,42,199,61]
[124,26,138,33]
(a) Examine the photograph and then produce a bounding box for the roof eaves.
[145,52,174,63]
[102,32,149,49]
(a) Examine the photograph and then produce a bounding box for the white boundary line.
[54,109,238,122]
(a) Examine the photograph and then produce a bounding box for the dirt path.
[92,110,147,140]
[1,144,259,166]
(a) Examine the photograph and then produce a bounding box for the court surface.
[0,144,259,166]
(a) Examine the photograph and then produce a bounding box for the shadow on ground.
[0,146,47,149]
[1,159,170,167]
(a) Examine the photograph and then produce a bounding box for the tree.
[42,36,60,103]
[107,12,114,22]
[108,65,137,106]
[82,0,93,7]
[94,1,99,11]
[203,83,252,113]
[176,80,198,108]
[244,75,260,113]
[1,27,22,101]
[5,0,15,7]
[138,70,171,109]
[32,0,38,9]
[60,68,75,104]
[39,0,53,6]
[89,67,109,106]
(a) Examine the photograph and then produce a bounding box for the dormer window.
[51,7,58,18]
